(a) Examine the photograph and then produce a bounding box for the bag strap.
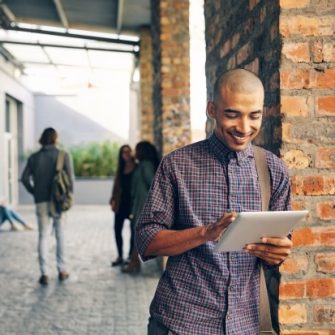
[252,145,274,334]
[56,151,65,172]
[252,145,271,212]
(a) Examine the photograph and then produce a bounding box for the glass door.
[4,96,19,206]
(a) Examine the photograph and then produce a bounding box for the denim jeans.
[36,202,66,275]
[0,206,26,226]
[147,317,174,335]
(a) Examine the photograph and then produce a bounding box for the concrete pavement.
[0,205,161,335]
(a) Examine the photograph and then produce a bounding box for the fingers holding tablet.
[203,212,237,242]
[244,236,293,265]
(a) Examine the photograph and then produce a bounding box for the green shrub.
[69,141,120,177]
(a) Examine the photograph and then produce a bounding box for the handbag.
[253,146,279,335]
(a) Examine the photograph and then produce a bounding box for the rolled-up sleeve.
[135,156,176,261]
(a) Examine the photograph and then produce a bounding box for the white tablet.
[214,210,308,252]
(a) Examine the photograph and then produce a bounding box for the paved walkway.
[0,205,161,335]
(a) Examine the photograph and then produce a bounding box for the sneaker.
[24,224,34,231]
[111,257,124,267]
[39,275,49,286]
[58,271,70,281]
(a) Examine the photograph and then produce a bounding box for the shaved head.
[213,69,264,102]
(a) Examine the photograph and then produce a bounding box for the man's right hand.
[202,212,237,242]
[143,212,237,257]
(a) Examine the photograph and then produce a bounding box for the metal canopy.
[0,0,151,35]
[0,0,150,93]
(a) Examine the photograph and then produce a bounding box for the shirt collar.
[208,132,253,164]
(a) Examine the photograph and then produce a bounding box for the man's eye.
[250,113,262,120]
[224,112,239,118]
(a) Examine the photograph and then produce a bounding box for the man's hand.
[202,212,237,242]
[244,236,293,266]
[144,212,237,257]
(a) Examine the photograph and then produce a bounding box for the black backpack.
[50,151,73,216]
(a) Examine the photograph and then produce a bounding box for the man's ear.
[207,101,216,118]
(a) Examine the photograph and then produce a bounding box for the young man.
[21,128,73,286]
[136,69,292,334]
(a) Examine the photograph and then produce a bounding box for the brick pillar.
[204,0,335,333]
[279,1,335,333]
[139,27,154,143]
[204,1,281,154]
[151,0,191,155]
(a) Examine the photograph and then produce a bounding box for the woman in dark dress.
[109,145,136,266]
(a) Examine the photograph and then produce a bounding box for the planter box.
[19,177,114,205]
[74,177,113,205]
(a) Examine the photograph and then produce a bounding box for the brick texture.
[204,0,282,153]
[313,305,335,324]
[204,0,335,333]
[279,304,308,324]
[315,253,335,274]
[151,0,191,155]
[280,255,309,274]
[140,28,154,143]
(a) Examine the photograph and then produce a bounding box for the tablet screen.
[214,210,308,252]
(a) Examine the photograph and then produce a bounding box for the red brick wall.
[204,0,282,154]
[279,0,335,333]
[204,0,335,333]
[151,0,191,155]
[140,28,154,143]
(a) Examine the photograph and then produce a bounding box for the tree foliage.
[69,141,119,177]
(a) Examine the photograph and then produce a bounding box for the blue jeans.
[36,202,66,275]
[0,206,26,226]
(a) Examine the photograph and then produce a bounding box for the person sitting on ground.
[0,197,33,231]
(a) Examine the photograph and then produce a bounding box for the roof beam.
[53,0,69,29]
[0,44,24,69]
[116,0,124,34]
[5,26,139,47]
[0,40,137,54]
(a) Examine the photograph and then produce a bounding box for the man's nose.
[236,118,251,133]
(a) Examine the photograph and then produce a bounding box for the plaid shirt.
[136,133,291,335]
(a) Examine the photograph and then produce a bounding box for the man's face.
[207,86,264,152]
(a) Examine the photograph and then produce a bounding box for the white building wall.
[0,56,34,205]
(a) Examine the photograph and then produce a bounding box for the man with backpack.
[21,127,73,286]
[136,69,293,334]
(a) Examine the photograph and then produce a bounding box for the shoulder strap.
[252,145,270,212]
[56,151,65,172]
[252,145,275,334]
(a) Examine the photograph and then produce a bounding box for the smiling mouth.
[229,132,253,144]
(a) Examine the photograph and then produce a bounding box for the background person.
[0,197,33,231]
[122,141,160,274]
[109,144,136,267]
[21,127,73,286]
[136,69,292,334]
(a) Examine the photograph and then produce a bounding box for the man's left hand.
[244,237,293,266]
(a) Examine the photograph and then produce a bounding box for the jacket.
[21,145,73,204]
